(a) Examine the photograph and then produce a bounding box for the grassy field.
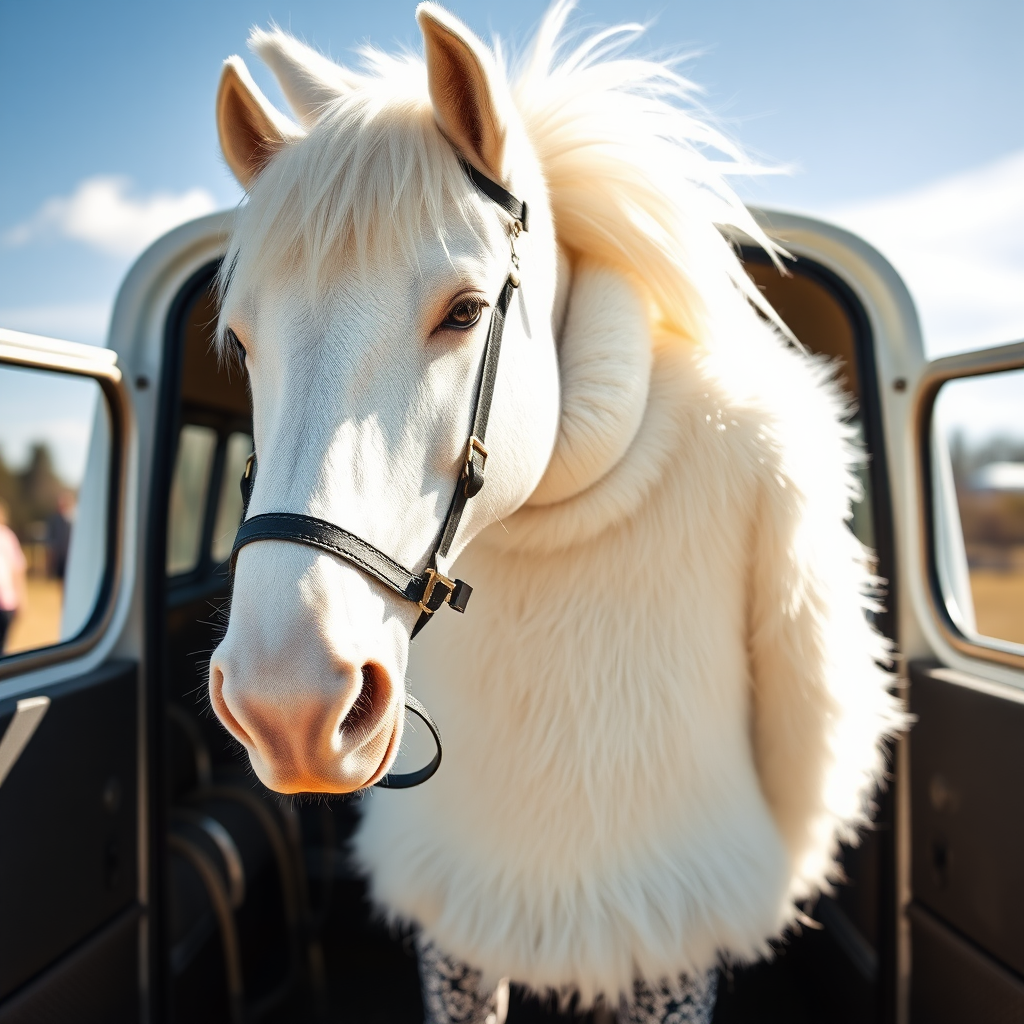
[4,578,63,655]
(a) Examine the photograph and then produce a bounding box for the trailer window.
[0,364,112,658]
[166,425,217,577]
[931,367,1024,650]
[210,431,252,565]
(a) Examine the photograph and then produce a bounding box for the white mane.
[217,50,478,321]
[513,2,781,341]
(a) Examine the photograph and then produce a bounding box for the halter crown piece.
[229,157,528,789]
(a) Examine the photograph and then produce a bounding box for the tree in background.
[0,442,68,544]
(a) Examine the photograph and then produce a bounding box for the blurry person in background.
[0,499,27,653]
[46,489,74,581]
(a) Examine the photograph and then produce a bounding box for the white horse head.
[208,6,565,793]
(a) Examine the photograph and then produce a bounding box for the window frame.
[0,329,128,682]
[916,339,1024,672]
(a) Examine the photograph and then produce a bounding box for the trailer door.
[0,327,139,1023]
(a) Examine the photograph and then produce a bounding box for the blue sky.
[1,0,1022,359]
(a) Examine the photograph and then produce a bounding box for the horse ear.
[248,28,358,128]
[217,55,303,189]
[417,3,510,180]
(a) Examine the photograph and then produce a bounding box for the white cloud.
[3,176,217,258]
[825,150,1024,359]
[0,303,111,347]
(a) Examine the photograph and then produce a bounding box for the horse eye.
[441,298,483,330]
[225,327,246,361]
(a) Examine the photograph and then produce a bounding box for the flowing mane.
[514,2,780,340]
[219,2,780,350]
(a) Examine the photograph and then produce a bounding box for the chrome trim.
[0,327,122,382]
[914,340,1024,672]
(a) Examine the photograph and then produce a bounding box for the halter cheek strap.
[229,158,528,789]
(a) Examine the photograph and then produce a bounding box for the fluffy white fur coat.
[355,262,902,1002]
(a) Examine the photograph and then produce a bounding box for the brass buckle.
[463,436,488,479]
[418,567,456,616]
[244,452,256,479]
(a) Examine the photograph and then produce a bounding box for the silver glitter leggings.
[417,940,718,1024]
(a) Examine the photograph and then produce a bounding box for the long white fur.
[213,1,905,1007]
[359,330,901,1001]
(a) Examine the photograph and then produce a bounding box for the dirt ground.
[4,578,63,655]
[970,569,1024,646]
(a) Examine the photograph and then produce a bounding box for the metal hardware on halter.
[508,213,524,287]
[462,436,488,498]
[239,452,256,520]
[228,153,528,790]
[418,567,454,616]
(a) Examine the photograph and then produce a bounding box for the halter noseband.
[228,158,528,790]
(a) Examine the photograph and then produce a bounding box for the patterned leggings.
[418,941,718,1024]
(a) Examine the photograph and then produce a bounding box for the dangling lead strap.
[374,694,442,789]
[228,158,527,789]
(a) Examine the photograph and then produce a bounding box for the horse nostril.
[341,662,392,741]
[209,663,253,746]
[209,664,225,706]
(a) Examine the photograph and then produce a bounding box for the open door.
[904,340,1024,1022]
[0,328,138,1022]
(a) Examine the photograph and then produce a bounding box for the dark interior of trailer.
[149,253,896,1024]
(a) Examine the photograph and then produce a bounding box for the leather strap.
[231,512,472,618]
[231,513,420,596]
[432,275,516,560]
[375,693,442,788]
[459,159,529,232]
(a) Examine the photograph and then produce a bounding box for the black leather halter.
[229,158,528,789]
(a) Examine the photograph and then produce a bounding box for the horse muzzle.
[209,544,409,793]
[209,657,401,793]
